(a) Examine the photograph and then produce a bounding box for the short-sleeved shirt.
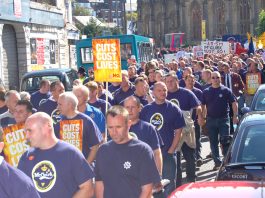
[38,98,61,124]
[88,99,111,116]
[112,84,135,105]
[0,111,16,128]
[0,157,40,198]
[202,85,236,118]
[83,104,106,134]
[55,113,102,159]
[30,91,51,110]
[179,79,202,90]
[133,93,149,106]
[167,87,200,111]
[140,101,185,155]
[18,141,94,198]
[129,120,161,150]
[95,139,160,198]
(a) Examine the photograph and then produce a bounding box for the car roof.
[257,84,265,92]
[241,111,265,123]
[169,181,264,198]
[22,68,75,78]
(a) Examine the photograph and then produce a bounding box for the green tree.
[81,18,103,37]
[73,4,90,16]
[126,12,138,22]
[111,26,123,35]
[256,10,265,36]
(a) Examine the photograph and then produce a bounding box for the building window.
[239,0,250,33]
[216,0,226,36]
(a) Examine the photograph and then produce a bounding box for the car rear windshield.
[21,75,60,93]
[236,124,265,163]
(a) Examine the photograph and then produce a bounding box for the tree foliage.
[256,10,265,36]
[73,4,90,16]
[82,18,103,37]
[126,12,138,22]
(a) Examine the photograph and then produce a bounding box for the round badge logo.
[170,99,180,107]
[51,109,61,124]
[150,113,164,131]
[219,94,223,98]
[31,160,56,193]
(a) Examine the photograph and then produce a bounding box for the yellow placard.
[92,39,122,82]
[60,120,83,151]
[2,124,29,167]
[246,73,261,95]
[202,20,206,41]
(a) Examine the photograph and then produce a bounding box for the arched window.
[216,0,226,36]
[239,0,250,33]
[191,2,202,41]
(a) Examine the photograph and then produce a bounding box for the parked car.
[242,84,265,114]
[20,68,78,94]
[216,111,265,181]
[169,181,264,198]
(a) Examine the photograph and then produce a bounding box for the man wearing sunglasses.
[201,71,238,171]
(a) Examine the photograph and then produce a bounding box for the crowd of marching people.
[0,48,264,198]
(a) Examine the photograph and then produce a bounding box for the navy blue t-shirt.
[112,84,135,105]
[108,84,120,95]
[179,79,202,90]
[88,98,111,116]
[133,93,149,106]
[202,85,236,118]
[0,105,8,114]
[55,113,103,159]
[18,141,94,198]
[167,87,200,111]
[129,120,161,150]
[30,91,51,110]
[140,101,185,154]
[95,138,160,198]
[38,98,61,124]
[0,157,40,198]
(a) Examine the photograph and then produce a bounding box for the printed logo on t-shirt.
[51,109,61,124]
[39,99,47,107]
[123,161,131,170]
[31,160,57,193]
[219,94,223,98]
[150,113,164,131]
[89,113,95,119]
[170,99,180,107]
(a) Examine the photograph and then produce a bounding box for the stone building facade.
[137,0,265,46]
[0,0,76,90]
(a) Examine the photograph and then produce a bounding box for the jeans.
[161,153,177,197]
[176,143,196,187]
[194,121,202,160]
[206,117,230,165]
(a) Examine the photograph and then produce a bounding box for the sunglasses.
[212,76,220,79]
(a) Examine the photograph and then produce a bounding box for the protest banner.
[2,124,29,167]
[59,120,83,151]
[164,54,177,64]
[201,41,230,54]
[92,39,122,82]
[193,46,204,59]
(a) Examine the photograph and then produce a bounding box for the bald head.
[26,112,53,129]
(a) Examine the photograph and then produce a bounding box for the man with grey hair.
[55,92,103,164]
[73,85,106,140]
[0,90,21,128]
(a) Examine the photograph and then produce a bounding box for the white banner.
[193,46,204,58]
[201,41,230,54]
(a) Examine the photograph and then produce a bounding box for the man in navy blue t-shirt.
[95,106,161,198]
[18,112,95,198]
[30,79,51,110]
[140,82,185,197]
[202,71,239,170]
[124,96,163,176]
[0,142,40,198]
[165,73,203,186]
[38,81,65,125]
[56,92,103,164]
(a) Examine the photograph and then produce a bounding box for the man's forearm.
[87,144,99,164]
[153,149,163,176]
[73,180,94,198]
[168,128,182,153]
[139,183,153,198]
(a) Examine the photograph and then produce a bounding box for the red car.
[169,181,264,198]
